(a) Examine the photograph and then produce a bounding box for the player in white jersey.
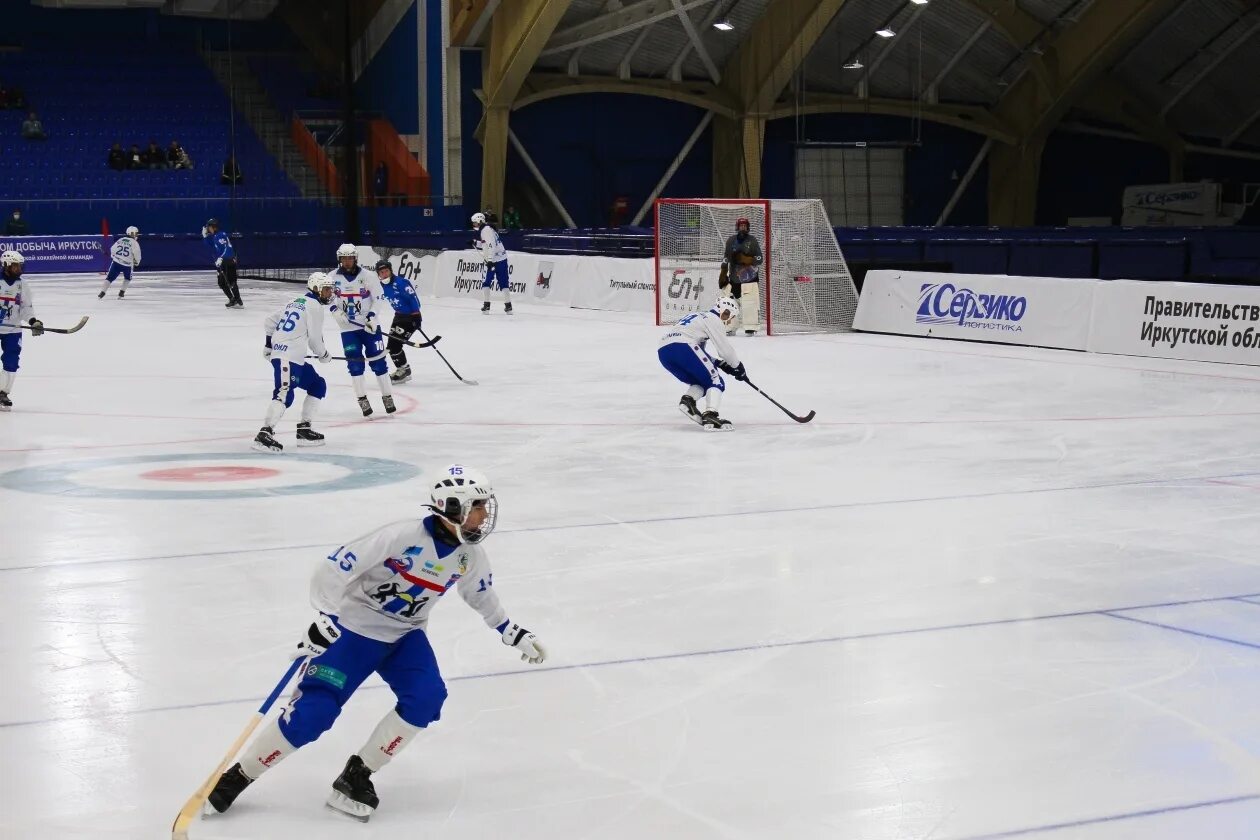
[0,250,44,411]
[472,212,512,314]
[329,243,395,418]
[253,272,335,452]
[99,226,141,299]
[657,296,747,431]
[205,464,547,822]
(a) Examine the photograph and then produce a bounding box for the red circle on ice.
[139,466,281,483]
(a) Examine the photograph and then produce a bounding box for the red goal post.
[653,197,858,335]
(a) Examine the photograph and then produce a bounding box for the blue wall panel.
[355,1,420,135]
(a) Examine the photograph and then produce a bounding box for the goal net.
[654,198,858,334]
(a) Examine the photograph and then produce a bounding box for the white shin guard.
[241,719,298,780]
[263,399,285,429]
[0,371,13,394]
[686,384,705,401]
[357,709,422,773]
[375,374,393,397]
[300,393,320,423]
[704,386,723,413]
[352,375,367,399]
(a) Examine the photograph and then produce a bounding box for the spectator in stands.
[107,142,126,171]
[127,144,144,170]
[373,161,389,206]
[5,209,28,236]
[220,153,243,186]
[504,205,522,230]
[21,111,46,141]
[483,207,499,226]
[143,140,166,170]
[168,139,193,170]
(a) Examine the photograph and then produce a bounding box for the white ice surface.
[4,272,1260,839]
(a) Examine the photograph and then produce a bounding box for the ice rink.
[6,270,1260,840]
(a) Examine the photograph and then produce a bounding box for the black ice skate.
[481,301,491,313]
[295,421,325,447]
[389,364,411,384]
[678,395,703,425]
[252,426,283,452]
[0,391,11,412]
[382,395,397,414]
[358,396,374,418]
[205,762,254,814]
[97,290,106,299]
[504,302,513,315]
[225,300,236,308]
[118,289,126,299]
[700,410,734,432]
[326,755,379,822]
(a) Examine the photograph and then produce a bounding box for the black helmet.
[206,218,219,227]
[374,259,391,272]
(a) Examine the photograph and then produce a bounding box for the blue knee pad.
[0,332,23,373]
[368,356,388,377]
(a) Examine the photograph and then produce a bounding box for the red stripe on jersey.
[395,567,447,593]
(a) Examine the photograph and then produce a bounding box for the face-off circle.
[0,452,420,500]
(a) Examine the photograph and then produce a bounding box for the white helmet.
[125,226,139,237]
[470,212,486,227]
[335,243,357,260]
[1,250,24,268]
[429,464,498,544]
[713,296,740,326]
[307,271,334,293]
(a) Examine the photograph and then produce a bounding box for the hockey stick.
[742,376,815,423]
[306,354,349,361]
[348,320,441,349]
[170,656,308,840]
[418,327,478,385]
[19,315,89,335]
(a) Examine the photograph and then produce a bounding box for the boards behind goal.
[654,198,859,334]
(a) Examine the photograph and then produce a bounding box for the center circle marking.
[140,466,282,483]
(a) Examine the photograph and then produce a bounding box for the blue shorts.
[657,341,723,391]
[341,328,388,377]
[482,259,510,290]
[105,262,132,283]
[0,331,21,373]
[278,622,447,748]
[271,358,327,407]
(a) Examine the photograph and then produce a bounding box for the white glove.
[316,349,332,364]
[215,257,223,268]
[501,622,546,664]
[200,226,208,237]
[294,613,341,660]
[364,313,380,335]
[263,346,272,359]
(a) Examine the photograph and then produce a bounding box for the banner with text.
[357,245,438,299]
[854,270,1095,351]
[433,250,537,302]
[1090,280,1260,365]
[574,256,657,313]
[0,236,107,274]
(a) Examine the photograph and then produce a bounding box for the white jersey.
[265,291,329,363]
[0,275,34,335]
[477,224,507,263]
[109,236,141,267]
[329,266,383,331]
[659,309,741,366]
[312,517,508,643]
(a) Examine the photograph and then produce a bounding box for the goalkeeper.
[718,217,763,335]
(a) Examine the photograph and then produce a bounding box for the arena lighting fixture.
[875,28,896,37]
[713,19,734,30]
[909,0,929,4]
[844,60,864,69]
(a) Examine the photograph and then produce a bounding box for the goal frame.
[654,197,776,334]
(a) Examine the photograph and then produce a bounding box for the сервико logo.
[916,282,1027,331]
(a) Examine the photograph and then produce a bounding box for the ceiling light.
[875,28,896,37]
[713,19,734,31]
[843,60,864,69]
[909,0,929,5]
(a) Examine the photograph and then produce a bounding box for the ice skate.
[382,395,397,415]
[358,396,374,418]
[504,302,513,315]
[252,426,283,452]
[97,290,105,299]
[701,410,734,432]
[0,391,11,412]
[295,421,324,447]
[481,301,490,314]
[118,289,125,299]
[325,755,378,822]
[678,395,702,425]
[389,364,411,384]
[205,763,253,814]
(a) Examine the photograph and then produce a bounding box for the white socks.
[120,279,132,292]
[300,394,319,423]
[99,279,110,295]
[0,370,13,394]
[263,399,285,429]
[376,374,393,397]
[686,384,704,402]
[352,375,367,398]
[704,386,723,413]
[482,287,491,303]
[357,709,422,773]
[240,720,297,780]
